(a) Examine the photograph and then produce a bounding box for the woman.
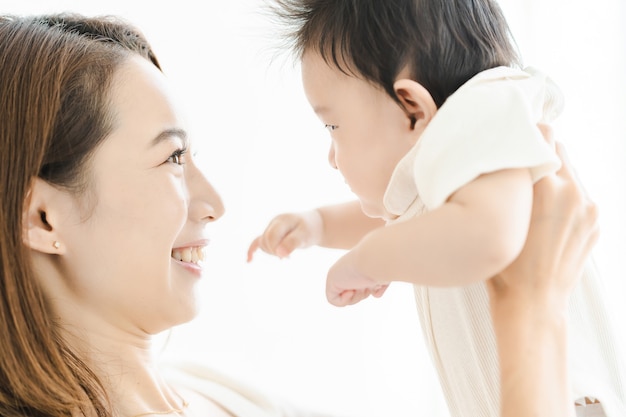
[0,13,598,417]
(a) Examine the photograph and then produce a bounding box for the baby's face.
[301,51,419,219]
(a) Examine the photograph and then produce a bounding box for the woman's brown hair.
[0,14,160,416]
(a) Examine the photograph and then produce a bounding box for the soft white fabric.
[576,402,608,417]
[383,66,626,417]
[162,361,337,417]
[384,66,561,216]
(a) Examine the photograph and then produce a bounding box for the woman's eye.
[167,148,187,165]
[324,124,338,132]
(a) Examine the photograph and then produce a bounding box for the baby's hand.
[326,249,389,307]
[247,210,324,262]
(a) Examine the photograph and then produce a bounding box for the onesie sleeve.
[413,70,562,210]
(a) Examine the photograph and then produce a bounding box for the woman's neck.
[61,317,184,416]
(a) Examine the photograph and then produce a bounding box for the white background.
[4,1,625,416]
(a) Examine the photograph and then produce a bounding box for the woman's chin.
[145,297,201,335]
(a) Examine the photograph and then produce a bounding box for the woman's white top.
[163,361,336,417]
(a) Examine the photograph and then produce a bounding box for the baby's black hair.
[271,0,520,107]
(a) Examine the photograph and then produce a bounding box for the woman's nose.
[187,161,225,223]
[327,144,337,170]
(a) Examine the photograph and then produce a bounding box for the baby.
[248,1,626,416]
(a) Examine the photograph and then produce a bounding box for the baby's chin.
[358,199,399,223]
[358,199,386,219]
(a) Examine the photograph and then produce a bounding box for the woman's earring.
[53,241,60,249]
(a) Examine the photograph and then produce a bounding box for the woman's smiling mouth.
[171,246,205,264]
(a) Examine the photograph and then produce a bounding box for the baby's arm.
[326,167,533,305]
[247,200,384,261]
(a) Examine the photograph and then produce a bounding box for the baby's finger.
[340,290,356,306]
[371,284,389,298]
[328,289,353,307]
[275,228,308,258]
[342,289,368,306]
[246,237,261,262]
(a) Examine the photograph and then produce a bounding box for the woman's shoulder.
[161,360,281,417]
[160,360,336,417]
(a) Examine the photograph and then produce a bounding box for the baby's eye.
[324,124,339,132]
[167,148,187,165]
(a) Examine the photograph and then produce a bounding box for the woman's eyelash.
[324,124,338,132]
[166,148,188,165]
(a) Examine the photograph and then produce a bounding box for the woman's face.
[54,55,224,335]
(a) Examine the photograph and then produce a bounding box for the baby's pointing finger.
[246,237,261,262]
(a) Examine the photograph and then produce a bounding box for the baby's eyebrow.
[313,105,331,116]
[150,128,188,148]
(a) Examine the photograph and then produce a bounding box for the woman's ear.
[23,178,67,255]
[394,79,437,131]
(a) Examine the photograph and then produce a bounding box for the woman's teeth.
[171,247,205,264]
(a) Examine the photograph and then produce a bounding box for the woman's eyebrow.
[150,128,188,148]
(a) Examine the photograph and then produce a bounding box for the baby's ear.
[393,79,437,130]
[23,178,67,255]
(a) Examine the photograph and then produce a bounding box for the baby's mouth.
[171,246,205,264]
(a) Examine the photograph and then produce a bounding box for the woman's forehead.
[107,56,186,148]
